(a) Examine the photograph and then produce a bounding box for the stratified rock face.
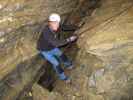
[0,0,77,75]
[38,0,133,100]
[1,0,133,100]
[77,0,133,99]
[0,0,79,99]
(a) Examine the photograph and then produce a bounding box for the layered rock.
[43,0,133,100]
[0,0,79,99]
[1,0,133,100]
[79,0,133,99]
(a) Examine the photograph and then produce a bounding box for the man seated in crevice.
[37,13,78,83]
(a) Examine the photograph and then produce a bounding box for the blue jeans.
[40,48,72,80]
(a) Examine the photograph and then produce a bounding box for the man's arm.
[61,24,78,32]
[45,31,69,47]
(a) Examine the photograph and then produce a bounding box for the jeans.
[40,48,72,80]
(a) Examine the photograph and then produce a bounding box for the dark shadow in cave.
[37,61,56,92]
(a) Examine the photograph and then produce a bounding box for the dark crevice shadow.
[37,61,56,92]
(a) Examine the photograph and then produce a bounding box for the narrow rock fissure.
[37,63,56,92]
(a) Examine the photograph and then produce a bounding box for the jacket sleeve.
[61,24,78,31]
[44,30,69,47]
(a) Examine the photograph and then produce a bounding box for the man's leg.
[40,51,69,80]
[52,48,73,68]
[59,54,73,68]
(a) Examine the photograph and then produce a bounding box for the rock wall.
[33,0,133,100]
[0,0,77,73]
[1,0,133,100]
[82,0,133,99]
[0,0,80,99]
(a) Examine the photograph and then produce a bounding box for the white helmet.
[49,13,61,23]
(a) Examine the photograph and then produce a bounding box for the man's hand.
[67,35,78,43]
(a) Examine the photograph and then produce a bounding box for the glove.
[67,35,77,43]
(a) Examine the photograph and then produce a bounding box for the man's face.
[49,21,60,31]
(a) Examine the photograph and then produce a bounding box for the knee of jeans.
[40,51,47,58]
[55,65,64,74]
[39,53,45,59]
[53,61,60,67]
[55,48,62,56]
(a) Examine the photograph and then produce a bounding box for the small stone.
[89,68,105,87]
[0,4,3,9]
[94,69,104,78]
[0,17,13,23]
[89,75,96,87]
[75,92,81,97]
[72,95,76,100]
[0,38,5,43]
[28,92,32,97]
[0,31,5,37]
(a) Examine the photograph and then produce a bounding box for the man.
[37,13,77,83]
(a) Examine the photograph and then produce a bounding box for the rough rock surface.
[0,0,133,100]
[34,0,133,100]
[0,0,80,99]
